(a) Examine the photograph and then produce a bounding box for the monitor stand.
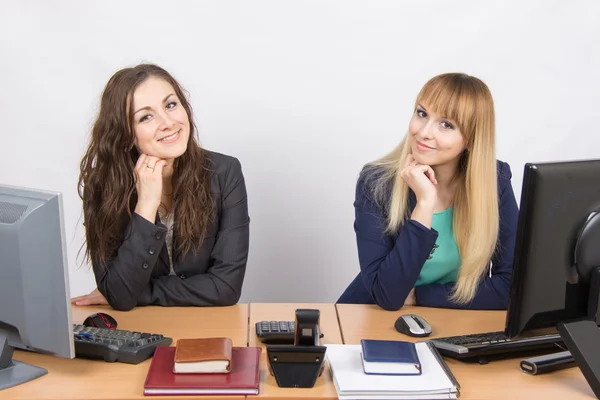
[557,265,600,399]
[0,333,47,391]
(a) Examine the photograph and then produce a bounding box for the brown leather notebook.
[173,338,233,374]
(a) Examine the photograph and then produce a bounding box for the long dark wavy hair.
[78,64,214,267]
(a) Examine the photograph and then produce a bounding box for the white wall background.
[1,0,599,303]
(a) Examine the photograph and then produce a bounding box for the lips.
[416,141,435,151]
[158,130,181,143]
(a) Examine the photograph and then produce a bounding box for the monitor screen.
[505,159,600,337]
[0,184,74,390]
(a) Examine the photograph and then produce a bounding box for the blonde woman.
[337,73,519,311]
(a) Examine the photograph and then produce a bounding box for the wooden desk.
[248,303,342,400]
[336,304,595,399]
[6,304,249,400]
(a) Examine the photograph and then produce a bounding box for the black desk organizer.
[266,309,326,388]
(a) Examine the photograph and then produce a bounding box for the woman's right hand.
[400,154,438,208]
[134,154,167,223]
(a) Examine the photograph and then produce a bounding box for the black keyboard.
[73,324,172,364]
[430,331,564,360]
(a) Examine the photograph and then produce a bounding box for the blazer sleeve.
[414,162,519,309]
[92,213,168,311]
[354,174,439,311]
[137,157,250,307]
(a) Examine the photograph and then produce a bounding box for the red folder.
[144,346,261,396]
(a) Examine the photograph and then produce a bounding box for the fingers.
[401,157,416,182]
[71,288,107,306]
[146,157,159,170]
[72,295,92,306]
[402,156,437,185]
[418,165,438,185]
[71,288,97,303]
[153,160,168,175]
[135,154,165,174]
[135,153,148,170]
[408,154,417,167]
[72,294,106,306]
[142,156,162,171]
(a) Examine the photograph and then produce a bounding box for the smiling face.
[408,103,466,167]
[131,76,190,161]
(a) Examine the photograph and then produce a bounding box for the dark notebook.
[144,346,261,396]
[360,339,421,375]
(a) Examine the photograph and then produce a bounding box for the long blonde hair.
[367,73,499,304]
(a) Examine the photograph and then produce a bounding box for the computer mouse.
[83,312,118,330]
[394,314,432,337]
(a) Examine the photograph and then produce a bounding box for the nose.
[156,111,175,130]
[417,119,435,140]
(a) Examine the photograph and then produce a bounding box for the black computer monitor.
[0,184,74,390]
[505,159,600,338]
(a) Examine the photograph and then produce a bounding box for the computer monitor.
[505,159,600,337]
[0,184,74,390]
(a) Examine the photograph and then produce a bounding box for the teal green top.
[414,207,461,287]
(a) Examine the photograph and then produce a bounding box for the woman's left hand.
[403,288,416,306]
[71,288,108,306]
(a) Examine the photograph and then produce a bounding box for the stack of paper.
[326,342,459,400]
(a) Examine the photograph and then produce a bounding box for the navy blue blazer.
[337,160,519,311]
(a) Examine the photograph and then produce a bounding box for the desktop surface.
[4,303,596,399]
[5,305,249,400]
[335,304,595,399]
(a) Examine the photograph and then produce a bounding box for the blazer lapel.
[159,245,171,271]
[155,213,172,272]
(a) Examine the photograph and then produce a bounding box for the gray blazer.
[93,151,249,310]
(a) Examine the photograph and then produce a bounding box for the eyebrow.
[417,103,453,121]
[134,93,176,115]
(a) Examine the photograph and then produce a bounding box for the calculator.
[255,320,296,344]
[255,320,325,344]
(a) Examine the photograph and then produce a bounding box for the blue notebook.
[360,339,421,375]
